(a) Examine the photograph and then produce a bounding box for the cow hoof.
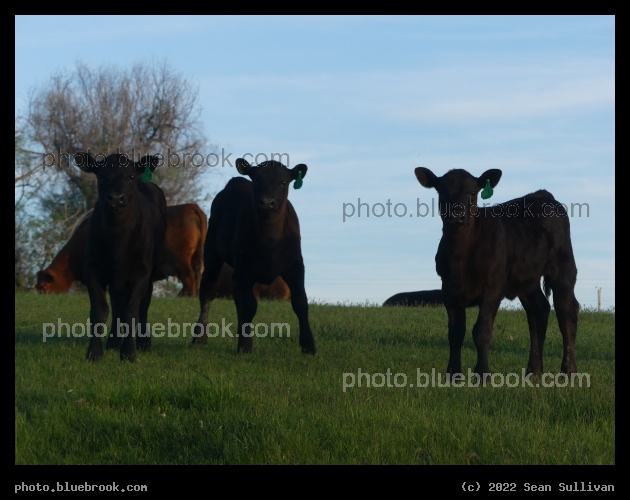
[137,341,151,352]
[192,336,208,345]
[469,372,491,386]
[301,346,317,356]
[86,351,102,362]
[120,352,136,362]
[86,342,103,361]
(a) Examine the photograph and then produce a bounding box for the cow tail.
[542,276,552,298]
[193,205,208,291]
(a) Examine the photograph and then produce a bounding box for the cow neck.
[47,250,76,291]
[50,268,74,293]
[56,259,77,291]
[441,220,478,257]
[100,199,136,227]
[254,210,286,244]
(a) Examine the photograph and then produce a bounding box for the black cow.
[415,167,579,380]
[383,289,443,307]
[193,158,316,355]
[75,152,167,362]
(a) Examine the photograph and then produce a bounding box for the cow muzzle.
[440,202,472,227]
[257,197,277,211]
[107,194,128,211]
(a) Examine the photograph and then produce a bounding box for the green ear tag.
[141,165,153,183]
[293,171,303,189]
[480,179,493,200]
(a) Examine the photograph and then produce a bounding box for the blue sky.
[15,15,615,310]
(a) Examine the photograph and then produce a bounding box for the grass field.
[15,291,615,484]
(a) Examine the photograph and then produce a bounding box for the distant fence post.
[597,287,602,312]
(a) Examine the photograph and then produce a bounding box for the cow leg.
[445,304,466,377]
[193,258,223,345]
[519,288,550,376]
[472,299,501,382]
[233,270,257,354]
[177,262,196,297]
[193,259,203,297]
[136,280,154,352]
[86,285,108,361]
[552,284,579,375]
[106,291,126,351]
[111,279,149,362]
[282,265,316,355]
[118,314,138,362]
[108,292,136,362]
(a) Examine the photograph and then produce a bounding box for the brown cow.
[35,215,91,295]
[153,203,207,297]
[36,203,208,297]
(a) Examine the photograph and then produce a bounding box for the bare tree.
[24,59,212,208]
[16,59,216,290]
[15,127,63,288]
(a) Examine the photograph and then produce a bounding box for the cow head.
[415,167,502,227]
[236,158,307,217]
[74,152,159,217]
[35,270,56,294]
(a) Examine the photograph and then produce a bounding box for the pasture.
[15,292,614,468]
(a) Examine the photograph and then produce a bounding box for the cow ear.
[236,158,252,176]
[138,155,159,174]
[415,167,438,188]
[291,164,307,181]
[477,169,502,189]
[74,152,95,173]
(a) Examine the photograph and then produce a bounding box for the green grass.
[15,292,615,465]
